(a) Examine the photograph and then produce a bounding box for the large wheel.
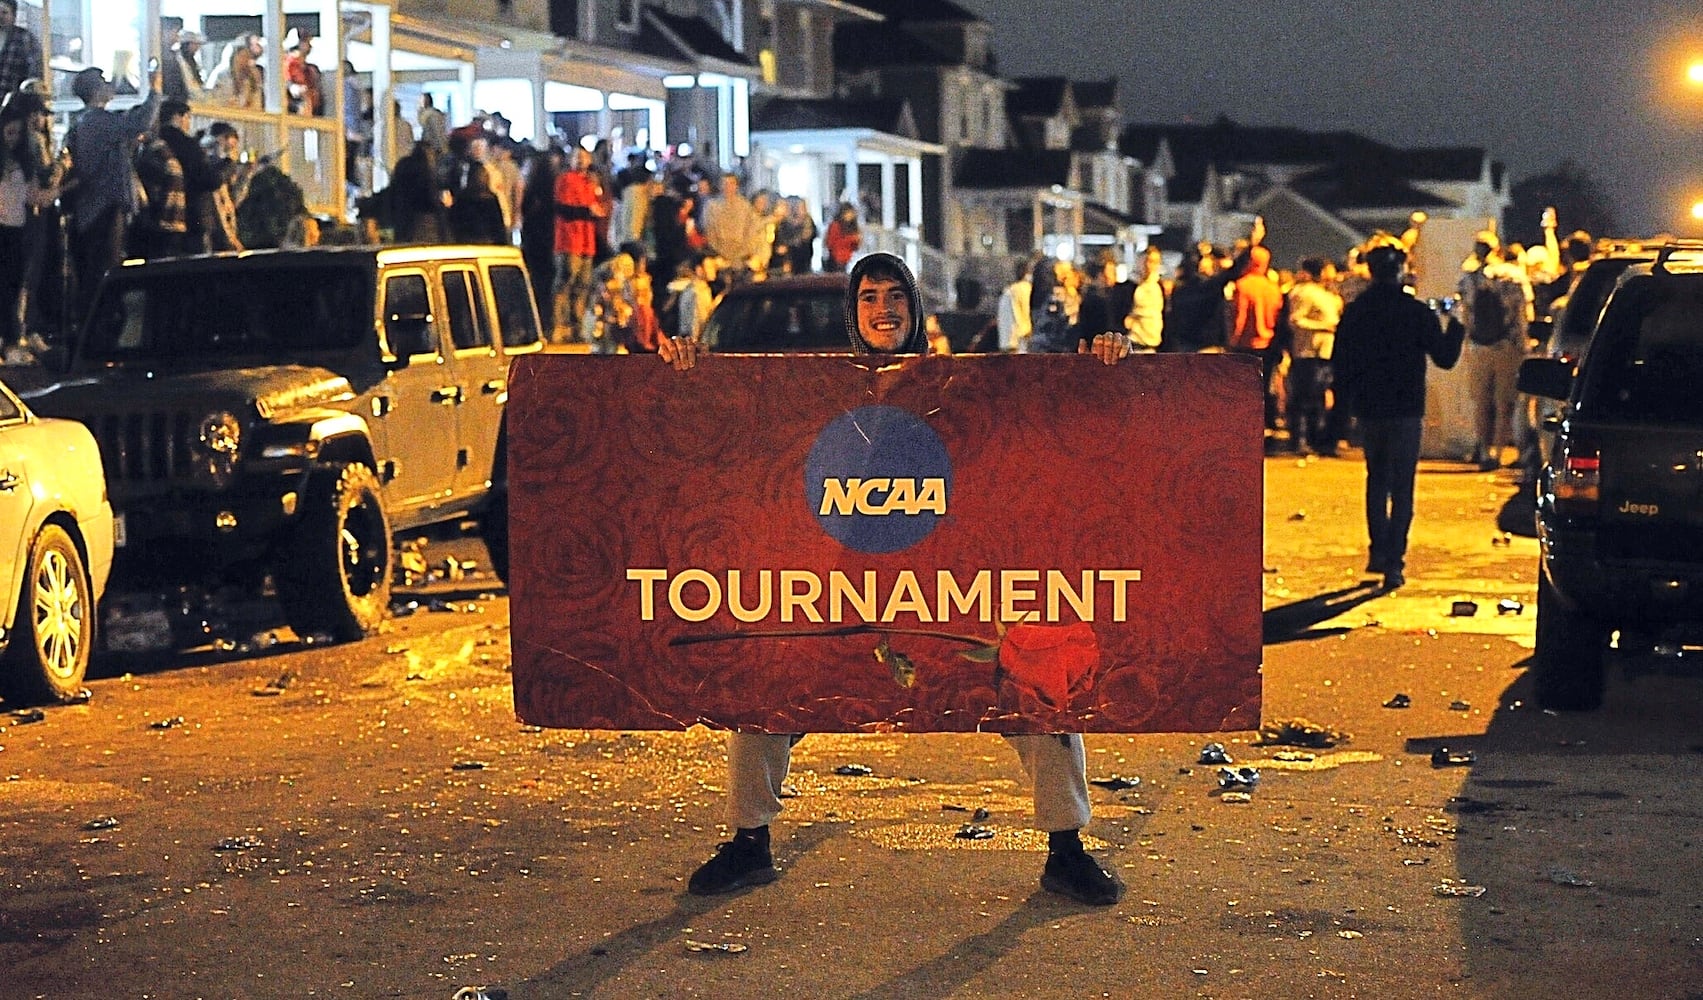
[1533,573,1607,711]
[0,523,94,705]
[276,462,392,642]
[480,485,510,586]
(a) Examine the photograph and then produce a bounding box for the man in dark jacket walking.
[1333,240,1464,591]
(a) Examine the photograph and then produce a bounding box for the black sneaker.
[1040,848,1124,906]
[687,838,779,895]
[1382,570,1406,591]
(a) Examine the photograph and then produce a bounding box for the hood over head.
[844,251,928,355]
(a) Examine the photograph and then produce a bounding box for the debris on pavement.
[451,760,488,771]
[1383,693,1411,709]
[954,823,995,840]
[1496,598,1525,615]
[685,940,749,955]
[1088,775,1142,791]
[1257,718,1348,748]
[972,806,990,822]
[1430,747,1476,768]
[833,764,873,777]
[1198,742,1233,765]
[253,671,295,697]
[7,707,46,725]
[1546,868,1595,887]
[1449,600,1479,618]
[1492,532,1512,546]
[1219,791,1252,804]
[450,987,509,1000]
[148,716,186,730]
[1288,510,1307,521]
[1433,881,1487,898]
[1271,750,1316,763]
[213,835,263,851]
[1217,766,1261,790]
[1449,700,1471,711]
[82,816,120,830]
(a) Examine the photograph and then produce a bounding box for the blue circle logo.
[805,406,951,554]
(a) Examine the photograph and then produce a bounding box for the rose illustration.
[995,622,1101,711]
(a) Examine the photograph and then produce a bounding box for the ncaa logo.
[805,405,951,554]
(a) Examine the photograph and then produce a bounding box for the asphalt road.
[3,455,1701,999]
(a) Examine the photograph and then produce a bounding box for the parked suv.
[1519,241,1703,709]
[28,245,541,644]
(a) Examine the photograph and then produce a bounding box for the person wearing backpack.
[1456,230,1532,472]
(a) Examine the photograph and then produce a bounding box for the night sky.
[958,0,1703,238]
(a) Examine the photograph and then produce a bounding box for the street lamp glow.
[1690,60,1703,85]
[1693,200,1703,221]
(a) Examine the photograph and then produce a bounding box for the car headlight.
[198,411,243,456]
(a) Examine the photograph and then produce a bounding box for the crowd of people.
[988,207,1593,471]
[0,52,283,349]
[367,108,860,351]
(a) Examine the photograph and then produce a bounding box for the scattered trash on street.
[1433,881,1487,898]
[451,760,488,771]
[1288,510,1307,521]
[954,823,995,840]
[833,763,873,777]
[1258,718,1347,748]
[1546,868,1595,887]
[1198,742,1233,765]
[1430,747,1476,768]
[1089,775,1142,791]
[1219,791,1252,804]
[149,716,186,730]
[1449,700,1471,711]
[7,707,46,725]
[213,835,263,852]
[1382,693,1411,709]
[1217,766,1261,790]
[82,816,119,830]
[1449,600,1479,617]
[450,987,509,999]
[1491,532,1512,546]
[1496,598,1525,615]
[685,940,749,954]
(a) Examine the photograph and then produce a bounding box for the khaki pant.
[726,731,1094,833]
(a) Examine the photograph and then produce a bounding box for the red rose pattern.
[997,622,1100,711]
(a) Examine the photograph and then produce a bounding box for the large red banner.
[507,353,1262,734]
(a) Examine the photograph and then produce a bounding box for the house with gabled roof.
[1120,117,1508,272]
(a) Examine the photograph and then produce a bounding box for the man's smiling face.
[855,275,911,352]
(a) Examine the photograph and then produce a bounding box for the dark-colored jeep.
[28,245,541,642]
[1519,241,1703,709]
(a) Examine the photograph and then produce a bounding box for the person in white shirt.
[995,255,1037,352]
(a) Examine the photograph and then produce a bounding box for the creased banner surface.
[508,353,1262,734]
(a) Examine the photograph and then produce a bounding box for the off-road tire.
[276,462,392,642]
[1533,573,1607,711]
[0,523,94,704]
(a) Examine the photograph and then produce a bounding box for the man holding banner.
[656,253,1133,905]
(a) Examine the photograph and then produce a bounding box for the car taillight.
[1555,446,1600,514]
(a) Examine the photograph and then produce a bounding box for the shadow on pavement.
[515,823,844,996]
[1404,656,1703,996]
[1262,582,1385,645]
[1496,483,1538,538]
[844,896,1064,1000]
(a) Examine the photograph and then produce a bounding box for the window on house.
[617,0,640,31]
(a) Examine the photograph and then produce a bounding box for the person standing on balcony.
[823,202,859,273]
[284,31,323,116]
[207,33,263,110]
[63,65,160,300]
[0,0,43,101]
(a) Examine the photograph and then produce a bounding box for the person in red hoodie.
[553,145,605,341]
[1228,244,1283,434]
